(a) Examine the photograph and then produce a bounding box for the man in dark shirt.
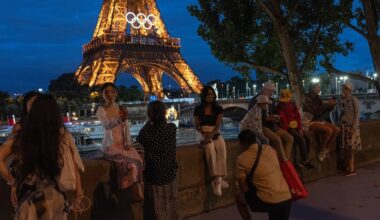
[248,81,293,161]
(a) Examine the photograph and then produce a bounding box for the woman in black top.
[194,86,228,196]
[137,100,179,220]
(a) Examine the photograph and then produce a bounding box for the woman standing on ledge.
[194,85,228,196]
[96,83,144,218]
[331,82,361,176]
[137,100,179,220]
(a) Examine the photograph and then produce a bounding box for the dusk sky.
[0,0,375,94]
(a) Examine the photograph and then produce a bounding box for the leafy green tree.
[325,0,380,94]
[189,0,352,106]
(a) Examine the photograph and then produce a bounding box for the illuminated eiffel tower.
[74,0,203,99]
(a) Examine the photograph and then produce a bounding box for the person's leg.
[275,129,294,161]
[309,123,333,161]
[268,200,292,220]
[263,127,287,160]
[235,193,252,220]
[213,135,229,189]
[324,123,340,151]
[256,132,270,145]
[204,141,217,176]
[288,128,308,162]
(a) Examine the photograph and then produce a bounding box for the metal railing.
[82,33,181,53]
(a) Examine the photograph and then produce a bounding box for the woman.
[96,83,144,208]
[331,82,361,176]
[11,91,40,135]
[302,83,340,162]
[137,101,179,220]
[277,89,314,169]
[194,86,228,196]
[0,94,84,219]
[235,129,292,220]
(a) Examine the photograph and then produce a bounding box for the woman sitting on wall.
[277,89,314,169]
[96,82,144,218]
[194,85,228,196]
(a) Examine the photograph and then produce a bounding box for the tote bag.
[57,144,77,191]
[279,159,308,200]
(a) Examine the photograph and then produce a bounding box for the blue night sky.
[0,0,374,93]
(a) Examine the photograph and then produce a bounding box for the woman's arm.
[96,106,122,130]
[352,97,360,130]
[193,116,202,133]
[0,138,15,184]
[211,113,223,135]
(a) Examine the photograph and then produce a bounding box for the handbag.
[57,143,77,191]
[244,145,263,212]
[278,159,308,201]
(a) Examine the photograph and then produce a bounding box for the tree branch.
[257,0,278,22]
[246,60,287,77]
[300,23,322,73]
[285,0,301,21]
[324,63,375,84]
[346,22,368,39]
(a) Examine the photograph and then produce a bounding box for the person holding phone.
[96,82,144,218]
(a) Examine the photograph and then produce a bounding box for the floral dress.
[331,95,361,151]
[96,106,143,189]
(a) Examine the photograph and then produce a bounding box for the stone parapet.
[1,121,380,219]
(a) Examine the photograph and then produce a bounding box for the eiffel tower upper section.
[74,0,203,99]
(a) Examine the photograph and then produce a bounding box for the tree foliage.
[189,0,353,104]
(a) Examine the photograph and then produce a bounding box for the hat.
[256,95,273,104]
[279,89,293,102]
[263,81,276,91]
[342,82,353,90]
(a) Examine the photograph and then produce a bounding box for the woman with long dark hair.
[0,94,84,219]
[11,91,41,135]
[96,83,144,217]
[194,85,228,196]
[137,100,179,220]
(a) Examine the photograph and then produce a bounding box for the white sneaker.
[221,180,229,189]
[211,180,222,196]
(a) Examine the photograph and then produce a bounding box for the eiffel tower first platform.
[74,0,203,99]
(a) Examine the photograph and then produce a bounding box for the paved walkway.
[187,161,380,220]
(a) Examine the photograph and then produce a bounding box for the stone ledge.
[1,121,380,219]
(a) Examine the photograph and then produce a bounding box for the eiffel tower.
[74,0,203,99]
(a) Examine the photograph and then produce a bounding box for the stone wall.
[1,121,380,219]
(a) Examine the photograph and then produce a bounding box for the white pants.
[201,126,227,177]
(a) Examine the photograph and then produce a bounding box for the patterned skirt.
[143,182,179,220]
[340,123,361,151]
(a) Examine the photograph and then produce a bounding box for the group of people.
[0,80,362,220]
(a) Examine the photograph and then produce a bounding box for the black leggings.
[287,128,310,162]
[245,189,292,220]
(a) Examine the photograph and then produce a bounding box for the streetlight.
[253,84,256,96]
[233,86,236,99]
[221,84,224,99]
[335,77,338,95]
[311,78,320,84]
[275,82,279,98]
[226,83,229,99]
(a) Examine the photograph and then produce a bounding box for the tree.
[189,0,352,106]
[327,0,380,94]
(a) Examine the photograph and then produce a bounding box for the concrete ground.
[187,161,380,220]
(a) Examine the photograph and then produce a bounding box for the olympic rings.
[126,12,157,30]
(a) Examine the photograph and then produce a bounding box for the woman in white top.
[96,83,143,217]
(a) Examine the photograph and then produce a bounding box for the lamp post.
[275,82,279,98]
[253,84,257,96]
[233,86,236,99]
[335,77,338,94]
[226,83,229,99]
[221,83,224,99]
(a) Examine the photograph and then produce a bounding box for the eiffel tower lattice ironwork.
[74,0,203,99]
